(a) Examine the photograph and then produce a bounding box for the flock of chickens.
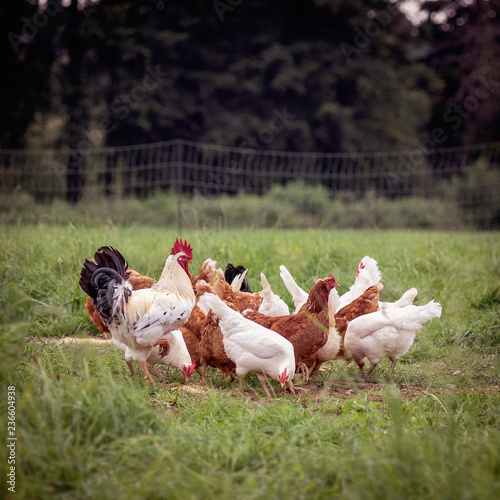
[79,239,442,397]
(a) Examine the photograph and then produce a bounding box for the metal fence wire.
[1,139,499,228]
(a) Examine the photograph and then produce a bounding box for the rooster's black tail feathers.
[79,246,130,300]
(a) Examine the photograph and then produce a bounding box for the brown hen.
[306,283,383,375]
[198,269,264,312]
[242,275,339,381]
[198,309,236,384]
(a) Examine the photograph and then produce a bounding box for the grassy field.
[1,224,499,499]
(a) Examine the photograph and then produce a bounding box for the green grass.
[1,225,499,499]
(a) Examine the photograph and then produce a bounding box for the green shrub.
[0,178,492,229]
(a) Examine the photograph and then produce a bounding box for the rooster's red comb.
[171,238,193,260]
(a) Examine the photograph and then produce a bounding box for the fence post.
[174,139,183,235]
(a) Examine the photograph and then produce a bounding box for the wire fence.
[1,139,499,229]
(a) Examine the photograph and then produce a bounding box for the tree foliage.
[0,0,497,152]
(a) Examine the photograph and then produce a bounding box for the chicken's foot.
[296,362,310,382]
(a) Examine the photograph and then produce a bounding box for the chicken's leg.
[362,362,378,382]
[198,364,207,385]
[147,364,165,380]
[388,358,398,377]
[126,360,137,377]
[139,362,163,386]
[237,374,248,396]
[255,373,273,398]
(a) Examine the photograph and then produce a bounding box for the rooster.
[241,275,340,382]
[79,240,196,385]
[84,269,154,338]
[344,299,442,381]
[84,258,216,338]
[199,293,296,397]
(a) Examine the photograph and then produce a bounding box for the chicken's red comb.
[356,261,365,276]
[171,238,193,259]
[329,274,340,288]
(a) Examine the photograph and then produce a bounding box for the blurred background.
[1,0,499,229]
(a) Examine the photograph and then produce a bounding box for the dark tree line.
[0,0,498,156]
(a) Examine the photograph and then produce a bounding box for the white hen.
[314,288,342,366]
[257,273,290,316]
[336,256,381,312]
[115,329,196,382]
[146,329,197,381]
[344,299,442,381]
[379,287,418,312]
[279,265,309,313]
[199,293,296,397]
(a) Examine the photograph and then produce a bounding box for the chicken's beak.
[182,362,197,381]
